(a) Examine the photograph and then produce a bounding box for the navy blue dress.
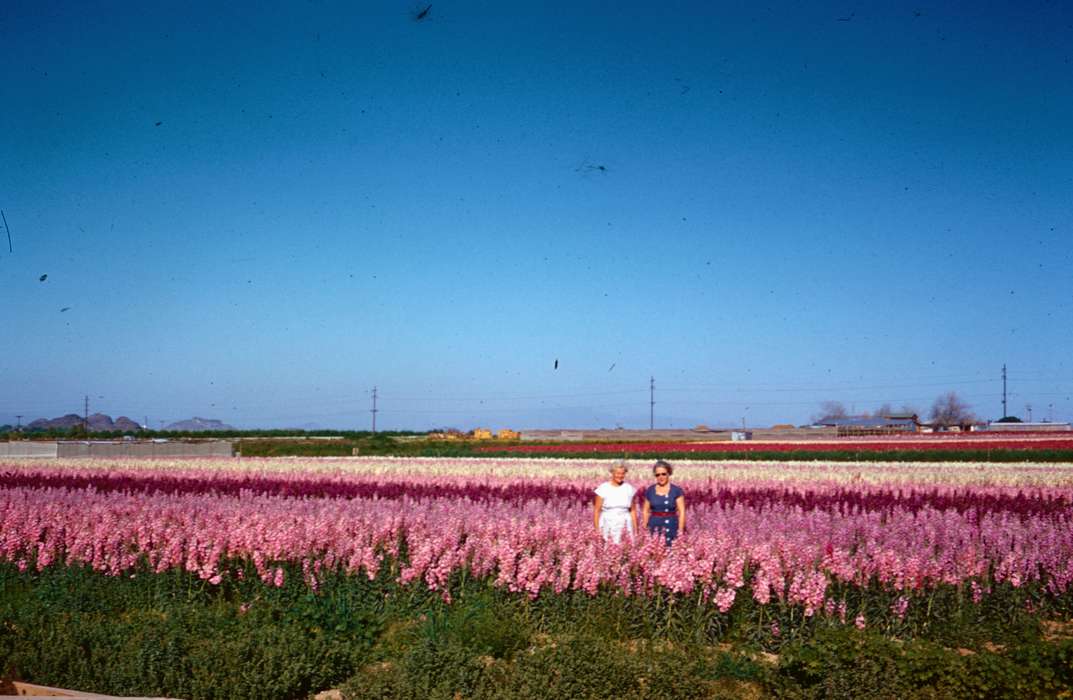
[645,484,684,544]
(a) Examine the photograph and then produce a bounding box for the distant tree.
[872,403,894,419]
[868,404,921,419]
[995,415,1023,423]
[813,401,848,423]
[929,392,976,428]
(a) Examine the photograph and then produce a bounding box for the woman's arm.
[593,495,603,532]
[676,494,686,533]
[641,498,650,529]
[630,499,639,533]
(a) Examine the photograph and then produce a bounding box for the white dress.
[595,481,636,543]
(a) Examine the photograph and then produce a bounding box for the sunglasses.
[654,472,669,477]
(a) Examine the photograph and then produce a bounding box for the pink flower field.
[3,456,1073,622]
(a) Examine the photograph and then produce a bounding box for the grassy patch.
[3,565,1072,699]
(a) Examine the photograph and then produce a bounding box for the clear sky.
[2,1,1071,430]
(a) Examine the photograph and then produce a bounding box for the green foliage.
[66,423,88,438]
[768,626,1073,699]
[4,564,1073,699]
[234,433,406,457]
[343,630,753,700]
[0,565,383,700]
[416,595,531,659]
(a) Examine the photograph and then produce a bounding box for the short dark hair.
[652,460,673,476]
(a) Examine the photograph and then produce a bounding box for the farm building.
[985,421,1073,432]
[813,416,919,436]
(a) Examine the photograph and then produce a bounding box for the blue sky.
[2,1,1071,430]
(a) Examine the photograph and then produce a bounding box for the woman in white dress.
[593,463,638,543]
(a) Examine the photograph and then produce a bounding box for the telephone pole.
[1001,364,1008,418]
[649,377,655,430]
[83,395,89,430]
[370,387,379,433]
[15,415,22,430]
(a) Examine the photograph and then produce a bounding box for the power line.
[649,376,655,430]
[660,378,998,393]
[385,388,647,402]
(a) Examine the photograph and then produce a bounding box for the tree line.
[813,391,985,428]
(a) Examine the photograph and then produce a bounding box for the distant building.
[881,412,919,422]
[813,415,919,436]
[471,428,494,440]
[985,421,1072,432]
[496,428,520,440]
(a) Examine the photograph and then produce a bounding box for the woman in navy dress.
[642,460,686,545]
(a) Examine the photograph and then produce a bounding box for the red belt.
[651,511,676,517]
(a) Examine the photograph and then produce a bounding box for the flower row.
[484,437,1073,455]
[8,456,1073,488]
[3,470,1073,615]
[3,464,1073,519]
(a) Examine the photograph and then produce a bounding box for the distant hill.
[27,414,84,430]
[114,416,143,431]
[164,417,234,432]
[26,413,143,432]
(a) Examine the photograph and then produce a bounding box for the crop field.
[480,432,1073,458]
[3,456,1073,698]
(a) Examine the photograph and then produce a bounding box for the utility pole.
[371,387,379,433]
[649,377,655,430]
[83,395,89,430]
[15,415,22,430]
[1026,404,1033,422]
[1002,364,1007,418]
